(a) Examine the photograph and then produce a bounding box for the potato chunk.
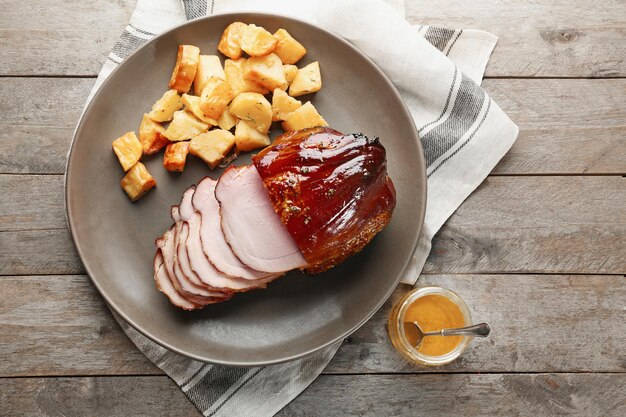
[147,90,184,122]
[224,58,270,96]
[235,120,270,151]
[112,131,143,172]
[181,94,218,125]
[189,129,236,169]
[289,61,322,97]
[283,65,298,84]
[244,53,287,91]
[228,92,272,134]
[199,77,235,120]
[121,162,156,202]
[282,102,328,131]
[163,141,190,172]
[240,24,277,57]
[194,55,226,95]
[218,109,238,131]
[273,29,307,64]
[217,22,247,59]
[164,110,209,142]
[139,114,170,155]
[271,88,302,121]
[169,45,200,93]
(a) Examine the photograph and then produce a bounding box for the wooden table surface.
[1,1,625,416]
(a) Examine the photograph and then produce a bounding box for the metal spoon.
[404,322,491,347]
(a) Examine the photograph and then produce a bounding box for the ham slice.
[192,177,274,280]
[154,251,199,310]
[215,166,308,273]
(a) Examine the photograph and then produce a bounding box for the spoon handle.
[423,323,491,338]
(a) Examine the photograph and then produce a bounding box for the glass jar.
[387,286,472,365]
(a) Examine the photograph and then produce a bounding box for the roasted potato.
[169,45,201,93]
[244,53,288,91]
[112,131,143,172]
[282,102,328,131]
[289,61,322,97]
[163,141,190,172]
[199,77,235,120]
[189,129,236,169]
[217,108,238,131]
[273,29,307,64]
[181,94,218,125]
[139,114,170,155]
[271,88,302,121]
[164,110,209,142]
[217,22,247,59]
[224,58,270,96]
[194,55,226,95]
[240,24,277,57]
[283,64,298,85]
[235,120,270,151]
[147,90,184,122]
[228,92,272,134]
[121,162,156,201]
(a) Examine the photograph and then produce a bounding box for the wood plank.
[0,0,134,76]
[1,274,623,377]
[2,0,625,77]
[0,78,624,175]
[0,374,623,417]
[0,230,83,275]
[1,175,623,275]
[406,0,626,78]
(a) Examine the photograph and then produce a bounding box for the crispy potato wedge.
[194,55,226,95]
[189,129,236,169]
[273,29,307,64]
[244,53,287,91]
[147,90,184,122]
[289,61,322,97]
[282,102,328,131]
[121,162,156,201]
[283,64,298,85]
[199,77,235,120]
[181,94,218,125]
[240,24,277,57]
[139,114,170,155]
[235,120,270,151]
[224,58,270,96]
[218,108,238,131]
[271,88,302,121]
[112,131,143,172]
[228,92,272,134]
[217,22,247,59]
[163,141,190,172]
[169,45,200,93]
[164,110,209,142]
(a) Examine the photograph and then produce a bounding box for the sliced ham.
[214,165,307,273]
[154,251,199,311]
[171,205,180,222]
[192,177,273,280]
[178,185,196,221]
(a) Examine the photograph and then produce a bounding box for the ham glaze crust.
[252,127,396,273]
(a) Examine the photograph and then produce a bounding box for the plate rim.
[65,11,427,366]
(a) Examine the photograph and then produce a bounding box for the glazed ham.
[154,127,395,309]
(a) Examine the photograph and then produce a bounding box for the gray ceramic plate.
[66,13,426,366]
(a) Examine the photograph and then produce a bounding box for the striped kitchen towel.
[87,0,519,415]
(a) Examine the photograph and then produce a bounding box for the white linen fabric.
[85,0,519,415]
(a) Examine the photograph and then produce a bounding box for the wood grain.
[1,175,622,275]
[406,0,626,78]
[2,0,625,77]
[0,374,623,417]
[0,78,623,175]
[1,274,623,377]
